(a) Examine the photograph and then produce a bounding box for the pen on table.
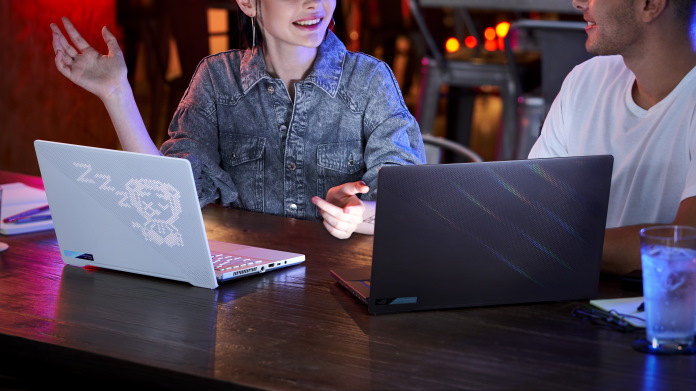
[2,204,50,223]
[11,214,52,224]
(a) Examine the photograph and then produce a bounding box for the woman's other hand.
[313,181,370,239]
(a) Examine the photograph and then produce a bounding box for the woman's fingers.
[322,220,352,239]
[314,195,364,239]
[50,25,77,60]
[314,196,363,223]
[53,50,71,77]
[60,17,93,54]
[101,26,122,56]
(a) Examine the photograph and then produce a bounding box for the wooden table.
[1,171,694,390]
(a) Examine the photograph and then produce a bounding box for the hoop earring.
[251,16,257,47]
[324,17,335,40]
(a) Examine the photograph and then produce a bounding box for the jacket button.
[288,203,298,212]
[267,86,275,94]
[279,125,287,133]
[288,162,296,170]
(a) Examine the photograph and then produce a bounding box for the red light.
[484,40,498,51]
[445,37,460,53]
[464,36,478,48]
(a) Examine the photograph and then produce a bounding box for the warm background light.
[445,37,460,53]
[495,21,511,38]
[484,27,496,41]
[464,36,478,49]
[484,39,498,51]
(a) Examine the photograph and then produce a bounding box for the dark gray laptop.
[331,155,613,314]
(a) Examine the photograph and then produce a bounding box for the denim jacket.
[160,32,425,221]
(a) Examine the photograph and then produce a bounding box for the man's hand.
[312,181,370,239]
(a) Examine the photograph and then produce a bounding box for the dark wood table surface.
[1,170,694,390]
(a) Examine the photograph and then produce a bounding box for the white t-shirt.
[528,55,696,228]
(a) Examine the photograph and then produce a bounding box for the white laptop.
[34,140,305,289]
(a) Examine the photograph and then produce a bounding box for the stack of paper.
[0,182,54,235]
[590,297,646,328]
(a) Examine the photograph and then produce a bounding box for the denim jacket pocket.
[220,133,266,212]
[316,140,366,218]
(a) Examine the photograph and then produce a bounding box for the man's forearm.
[602,225,653,275]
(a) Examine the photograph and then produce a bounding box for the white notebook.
[590,297,646,328]
[0,182,54,236]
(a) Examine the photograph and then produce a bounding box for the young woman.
[50,0,425,239]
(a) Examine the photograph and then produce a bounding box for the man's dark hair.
[671,0,696,25]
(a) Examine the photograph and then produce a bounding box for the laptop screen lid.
[34,140,304,289]
[333,155,613,314]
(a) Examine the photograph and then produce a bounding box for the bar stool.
[409,0,518,161]
[422,134,483,164]
[417,57,516,161]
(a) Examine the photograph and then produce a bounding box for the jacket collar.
[240,31,345,97]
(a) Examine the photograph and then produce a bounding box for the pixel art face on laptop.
[74,162,185,248]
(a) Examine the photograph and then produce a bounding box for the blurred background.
[0,0,586,176]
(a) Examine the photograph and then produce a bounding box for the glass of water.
[634,225,696,355]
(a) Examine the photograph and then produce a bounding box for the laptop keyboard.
[211,252,265,272]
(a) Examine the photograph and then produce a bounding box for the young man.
[528,0,696,274]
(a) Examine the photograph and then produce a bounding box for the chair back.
[505,20,593,115]
[422,134,483,164]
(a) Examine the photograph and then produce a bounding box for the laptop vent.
[233,267,258,277]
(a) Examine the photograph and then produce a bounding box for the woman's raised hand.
[50,17,128,102]
[50,17,159,155]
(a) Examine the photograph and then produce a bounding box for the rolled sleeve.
[160,61,240,208]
